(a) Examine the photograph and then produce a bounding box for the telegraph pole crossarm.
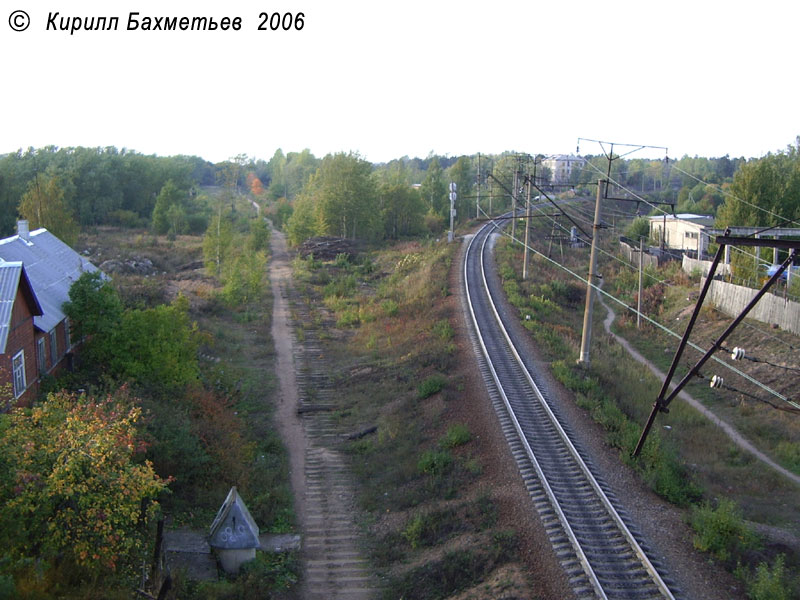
[633,240,797,457]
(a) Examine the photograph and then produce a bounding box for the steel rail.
[463,217,676,599]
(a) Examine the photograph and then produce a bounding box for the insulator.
[710,375,724,389]
[731,347,746,361]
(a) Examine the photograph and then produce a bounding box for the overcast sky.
[2,0,798,164]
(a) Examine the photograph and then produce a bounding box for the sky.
[2,0,799,165]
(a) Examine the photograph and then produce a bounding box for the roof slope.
[0,261,43,353]
[0,229,97,332]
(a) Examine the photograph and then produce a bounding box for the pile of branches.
[297,237,360,261]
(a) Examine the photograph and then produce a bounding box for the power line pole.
[523,174,532,279]
[511,167,518,241]
[637,237,644,329]
[578,179,605,368]
[448,182,457,243]
[476,153,481,219]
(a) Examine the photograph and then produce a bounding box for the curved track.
[463,218,681,600]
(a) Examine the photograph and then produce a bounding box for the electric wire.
[668,163,800,231]
[479,154,800,350]
[694,371,800,414]
[718,345,800,373]
[478,204,800,412]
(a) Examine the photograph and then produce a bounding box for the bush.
[432,319,454,342]
[440,424,471,448]
[690,499,758,563]
[748,555,790,600]
[418,375,446,399]
[418,449,453,477]
[381,299,399,317]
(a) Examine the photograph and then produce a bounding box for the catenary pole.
[578,179,605,367]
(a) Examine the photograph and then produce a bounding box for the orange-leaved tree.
[0,387,169,576]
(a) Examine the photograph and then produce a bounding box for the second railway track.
[463,216,681,600]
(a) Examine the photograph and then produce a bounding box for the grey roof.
[0,229,98,333]
[0,261,43,353]
[209,487,260,549]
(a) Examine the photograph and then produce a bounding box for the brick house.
[0,262,43,406]
[0,221,99,406]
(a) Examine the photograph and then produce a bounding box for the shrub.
[440,424,471,448]
[418,375,447,399]
[324,274,356,298]
[417,449,453,477]
[381,299,399,317]
[748,555,790,600]
[432,319,454,342]
[336,309,360,328]
[690,499,758,563]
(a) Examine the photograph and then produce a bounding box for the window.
[37,337,47,373]
[12,350,26,399]
[64,318,71,351]
[50,329,58,362]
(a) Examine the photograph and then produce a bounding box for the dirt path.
[599,295,800,487]
[269,229,378,599]
[270,229,308,524]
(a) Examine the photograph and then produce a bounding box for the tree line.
[4,141,799,250]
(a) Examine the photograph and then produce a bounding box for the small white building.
[209,487,261,574]
[543,155,584,184]
[648,213,715,258]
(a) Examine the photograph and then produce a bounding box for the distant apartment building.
[543,155,584,185]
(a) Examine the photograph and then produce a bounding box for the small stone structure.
[208,487,261,574]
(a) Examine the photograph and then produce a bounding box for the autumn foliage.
[0,388,168,578]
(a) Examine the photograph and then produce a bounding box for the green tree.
[151,179,188,235]
[0,388,167,576]
[285,191,319,246]
[203,214,234,277]
[420,157,447,217]
[18,172,79,246]
[110,296,200,396]
[717,142,800,229]
[378,162,424,239]
[625,217,651,242]
[266,148,287,201]
[447,156,474,223]
[63,271,124,368]
[247,218,271,253]
[306,152,379,240]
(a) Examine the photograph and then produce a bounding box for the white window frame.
[12,350,26,399]
[37,337,47,373]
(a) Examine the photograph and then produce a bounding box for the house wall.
[650,220,708,255]
[2,287,38,406]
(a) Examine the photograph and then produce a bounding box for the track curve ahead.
[462,217,681,600]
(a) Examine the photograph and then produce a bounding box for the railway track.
[463,217,681,600]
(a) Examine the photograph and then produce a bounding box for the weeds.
[418,374,447,399]
[690,499,759,563]
[440,424,472,448]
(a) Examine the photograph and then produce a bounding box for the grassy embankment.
[492,215,799,599]
[290,240,542,600]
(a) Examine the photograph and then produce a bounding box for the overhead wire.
[477,203,800,412]
[668,162,800,231]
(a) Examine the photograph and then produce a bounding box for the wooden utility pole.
[511,168,518,241]
[637,237,644,329]
[578,179,605,368]
[523,175,532,279]
[476,153,481,219]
